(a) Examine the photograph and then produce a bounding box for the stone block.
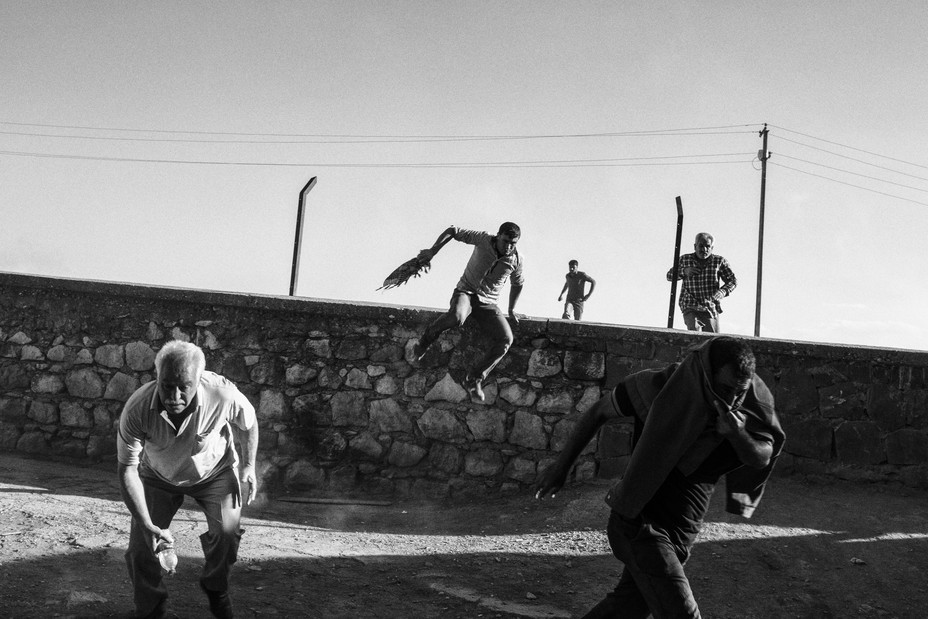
[374,375,400,395]
[776,368,819,415]
[285,460,326,490]
[285,363,317,386]
[464,449,503,477]
[504,456,537,483]
[29,400,59,424]
[369,398,412,434]
[317,429,348,463]
[8,331,31,345]
[330,391,367,427]
[250,358,284,385]
[20,345,43,360]
[834,421,884,465]
[126,341,155,371]
[868,383,906,431]
[65,368,104,399]
[60,401,93,428]
[259,389,289,421]
[819,382,867,419]
[428,443,463,474]
[563,351,605,380]
[94,344,124,369]
[527,349,561,378]
[349,432,385,460]
[403,374,429,398]
[508,410,547,450]
[104,372,140,402]
[424,373,467,403]
[466,409,506,443]
[16,431,50,454]
[345,368,372,389]
[31,373,65,394]
[499,382,537,407]
[370,343,403,363]
[0,397,28,421]
[0,365,30,391]
[293,393,327,425]
[387,441,427,467]
[335,338,368,360]
[784,418,833,460]
[417,408,467,443]
[886,429,928,465]
[304,338,332,358]
[536,391,574,415]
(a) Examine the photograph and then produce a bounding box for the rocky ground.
[2,453,928,618]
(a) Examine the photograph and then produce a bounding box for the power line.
[0,149,753,168]
[770,124,927,170]
[0,120,760,144]
[770,161,928,207]
[774,135,928,183]
[775,153,928,194]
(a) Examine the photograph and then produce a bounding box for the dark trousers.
[124,467,243,617]
[582,510,700,619]
[562,300,584,320]
[683,310,719,333]
[421,290,513,381]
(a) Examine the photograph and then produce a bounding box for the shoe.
[465,374,485,402]
[200,584,234,619]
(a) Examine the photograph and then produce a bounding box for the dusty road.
[2,453,928,618]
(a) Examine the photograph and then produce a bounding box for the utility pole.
[289,176,317,296]
[754,125,769,337]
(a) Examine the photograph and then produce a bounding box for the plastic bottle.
[156,541,178,574]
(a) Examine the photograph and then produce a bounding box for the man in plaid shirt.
[667,232,737,332]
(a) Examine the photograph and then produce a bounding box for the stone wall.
[2,271,928,499]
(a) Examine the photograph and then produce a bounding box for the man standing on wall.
[534,337,784,618]
[558,259,596,320]
[411,222,524,402]
[667,232,737,332]
[117,340,259,619]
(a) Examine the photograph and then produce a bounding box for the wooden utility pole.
[289,176,317,296]
[754,125,769,337]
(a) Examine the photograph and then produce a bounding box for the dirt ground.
[2,453,928,619]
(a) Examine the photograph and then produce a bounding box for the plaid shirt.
[666,253,737,317]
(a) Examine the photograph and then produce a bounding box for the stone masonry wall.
[2,272,928,499]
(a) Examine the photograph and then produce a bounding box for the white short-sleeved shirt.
[117,371,256,486]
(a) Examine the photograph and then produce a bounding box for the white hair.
[154,340,206,378]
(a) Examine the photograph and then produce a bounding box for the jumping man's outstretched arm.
[417,226,456,263]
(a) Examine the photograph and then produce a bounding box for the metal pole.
[289,176,317,296]
[754,125,769,337]
[667,196,684,328]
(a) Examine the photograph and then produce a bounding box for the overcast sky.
[3,1,927,350]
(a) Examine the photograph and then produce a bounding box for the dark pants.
[124,468,243,617]
[562,300,584,320]
[683,310,718,333]
[421,290,513,381]
[582,511,700,619]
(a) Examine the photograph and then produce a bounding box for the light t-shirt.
[117,371,256,486]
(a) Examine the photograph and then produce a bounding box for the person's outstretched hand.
[533,463,567,500]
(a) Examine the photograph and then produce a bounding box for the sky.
[2,2,927,351]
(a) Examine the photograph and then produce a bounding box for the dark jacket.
[605,340,785,519]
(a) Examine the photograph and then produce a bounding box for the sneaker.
[201,584,234,619]
[465,374,485,402]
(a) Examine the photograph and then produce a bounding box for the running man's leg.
[599,510,701,618]
[468,302,513,382]
[418,291,473,355]
[125,479,185,617]
[192,468,242,618]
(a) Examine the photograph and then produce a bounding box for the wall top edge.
[2,270,927,362]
